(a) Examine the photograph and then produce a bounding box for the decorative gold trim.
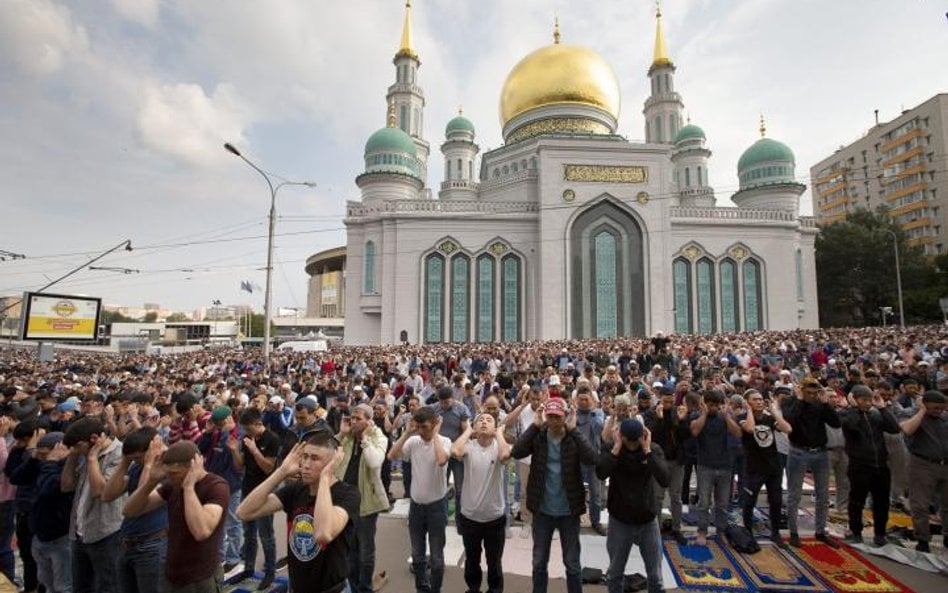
[682,245,703,260]
[563,164,648,183]
[439,240,458,254]
[636,191,650,205]
[562,189,576,202]
[729,245,749,260]
[506,117,610,144]
[489,241,509,255]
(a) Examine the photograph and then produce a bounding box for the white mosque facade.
[343,3,818,345]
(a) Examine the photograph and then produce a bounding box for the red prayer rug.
[791,538,913,593]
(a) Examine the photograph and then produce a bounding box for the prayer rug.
[225,573,289,593]
[726,541,830,592]
[791,538,913,593]
[662,535,750,591]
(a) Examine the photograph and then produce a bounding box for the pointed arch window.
[501,254,521,341]
[363,241,377,294]
[685,168,691,187]
[424,253,445,343]
[673,258,692,334]
[594,231,618,338]
[795,249,804,300]
[697,166,703,186]
[450,254,470,342]
[720,259,739,333]
[696,258,716,334]
[475,254,495,342]
[743,259,763,331]
[399,105,408,133]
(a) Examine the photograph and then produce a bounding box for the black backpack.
[725,524,761,554]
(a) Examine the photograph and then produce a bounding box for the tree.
[143,311,158,323]
[100,309,136,327]
[166,312,190,322]
[816,208,941,326]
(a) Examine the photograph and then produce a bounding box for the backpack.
[725,524,761,554]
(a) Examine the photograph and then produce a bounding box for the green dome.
[674,123,705,143]
[364,126,417,156]
[737,137,794,172]
[445,115,475,135]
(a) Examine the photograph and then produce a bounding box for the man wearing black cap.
[898,390,948,553]
[597,418,668,593]
[124,440,230,593]
[838,386,901,546]
[781,377,841,548]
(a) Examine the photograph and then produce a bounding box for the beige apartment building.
[811,94,948,253]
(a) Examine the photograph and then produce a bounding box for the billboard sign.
[20,292,102,341]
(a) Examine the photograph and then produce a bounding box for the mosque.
[342,2,818,345]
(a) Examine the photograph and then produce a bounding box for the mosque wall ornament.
[563,164,648,184]
[729,245,749,260]
[562,189,576,202]
[682,245,703,260]
[636,191,650,205]
[488,241,509,255]
[438,240,459,254]
[507,118,610,144]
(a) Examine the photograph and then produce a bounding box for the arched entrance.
[569,199,646,338]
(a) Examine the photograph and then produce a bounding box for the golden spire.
[553,15,561,44]
[395,0,418,61]
[458,105,464,116]
[387,101,397,128]
[759,113,767,138]
[652,1,672,67]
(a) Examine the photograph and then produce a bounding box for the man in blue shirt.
[574,385,606,535]
[512,398,598,593]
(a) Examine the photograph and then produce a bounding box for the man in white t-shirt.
[451,413,511,593]
[388,407,450,593]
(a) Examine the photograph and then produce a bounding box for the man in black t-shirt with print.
[237,429,360,593]
[230,407,282,589]
[738,389,793,549]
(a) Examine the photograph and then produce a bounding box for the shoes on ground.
[843,534,863,544]
[916,540,931,553]
[223,562,243,574]
[771,535,790,550]
[873,535,887,547]
[225,570,254,585]
[672,530,688,546]
[815,533,840,549]
[592,523,608,536]
[256,573,275,591]
[789,533,802,548]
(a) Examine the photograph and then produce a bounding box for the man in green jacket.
[335,403,391,593]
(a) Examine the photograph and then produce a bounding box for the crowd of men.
[0,325,946,593]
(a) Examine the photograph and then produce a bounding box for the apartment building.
[810,94,947,253]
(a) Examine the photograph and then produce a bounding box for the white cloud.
[0,0,89,76]
[109,0,160,29]
[138,82,252,165]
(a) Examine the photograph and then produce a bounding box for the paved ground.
[248,479,946,593]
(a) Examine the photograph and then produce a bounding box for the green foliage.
[142,311,158,323]
[99,309,136,326]
[165,312,190,322]
[816,208,946,326]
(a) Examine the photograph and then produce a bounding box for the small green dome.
[674,123,705,144]
[445,115,475,135]
[737,137,795,172]
[365,126,417,156]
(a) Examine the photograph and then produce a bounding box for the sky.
[2,0,947,315]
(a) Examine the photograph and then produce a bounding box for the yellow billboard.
[21,292,101,341]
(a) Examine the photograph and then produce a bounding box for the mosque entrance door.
[570,199,645,338]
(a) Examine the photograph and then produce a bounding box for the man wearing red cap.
[512,397,598,593]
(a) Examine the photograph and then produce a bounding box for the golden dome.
[499,43,621,127]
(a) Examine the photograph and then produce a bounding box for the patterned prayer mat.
[791,538,913,593]
[726,541,831,592]
[662,535,751,592]
[224,573,289,593]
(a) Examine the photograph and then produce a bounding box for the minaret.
[439,107,479,200]
[672,116,715,206]
[642,1,684,144]
[387,0,429,186]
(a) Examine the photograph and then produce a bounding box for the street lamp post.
[882,229,906,329]
[224,143,316,364]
